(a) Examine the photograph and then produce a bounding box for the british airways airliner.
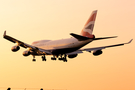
[3,10,133,62]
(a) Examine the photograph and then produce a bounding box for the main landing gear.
[32,55,36,62]
[51,55,57,60]
[42,55,46,61]
[51,54,67,62]
[32,54,68,62]
[32,55,46,62]
[59,54,67,62]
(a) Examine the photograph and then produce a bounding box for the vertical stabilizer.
[81,10,97,38]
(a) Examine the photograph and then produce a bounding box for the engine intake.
[11,46,20,52]
[23,51,31,56]
[93,50,103,56]
[68,54,78,58]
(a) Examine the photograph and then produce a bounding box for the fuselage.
[32,37,93,55]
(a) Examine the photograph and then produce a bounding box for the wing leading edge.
[3,31,51,55]
[67,39,133,55]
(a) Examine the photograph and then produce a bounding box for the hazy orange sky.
[0,0,135,90]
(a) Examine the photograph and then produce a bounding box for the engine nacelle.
[11,46,20,52]
[23,50,31,56]
[68,54,78,58]
[93,50,103,56]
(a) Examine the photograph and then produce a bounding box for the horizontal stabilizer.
[94,36,117,40]
[70,33,91,41]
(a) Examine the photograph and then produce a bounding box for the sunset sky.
[0,0,135,90]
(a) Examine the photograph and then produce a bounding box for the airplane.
[3,10,133,62]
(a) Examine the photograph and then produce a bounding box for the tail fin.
[81,10,97,38]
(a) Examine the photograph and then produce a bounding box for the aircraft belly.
[51,47,79,55]
[51,40,92,55]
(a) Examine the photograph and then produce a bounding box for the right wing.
[81,39,133,52]
[3,31,51,55]
[67,39,133,55]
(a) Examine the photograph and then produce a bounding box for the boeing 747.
[3,10,133,62]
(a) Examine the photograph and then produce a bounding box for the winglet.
[3,31,6,37]
[126,39,133,44]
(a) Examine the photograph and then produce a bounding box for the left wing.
[67,39,133,55]
[3,31,51,55]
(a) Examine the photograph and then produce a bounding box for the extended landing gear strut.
[51,54,67,62]
[57,54,67,62]
[63,54,67,62]
[32,54,67,62]
[32,55,36,62]
[42,55,46,61]
[32,55,46,62]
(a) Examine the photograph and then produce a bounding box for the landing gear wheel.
[32,59,36,62]
[63,60,67,62]
[51,55,57,60]
[32,55,36,62]
[51,57,56,60]
[58,58,64,60]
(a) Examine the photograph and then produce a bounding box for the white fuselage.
[31,37,93,54]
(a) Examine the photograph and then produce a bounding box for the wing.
[3,31,51,55]
[67,39,133,55]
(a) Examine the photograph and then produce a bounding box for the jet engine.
[68,54,78,58]
[93,50,103,56]
[23,50,31,56]
[11,46,20,52]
